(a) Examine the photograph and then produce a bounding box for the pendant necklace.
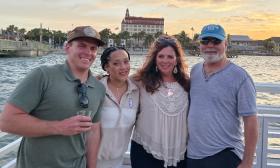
[167,88,174,96]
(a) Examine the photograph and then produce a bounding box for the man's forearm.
[0,103,93,137]
[0,103,60,137]
[242,115,258,167]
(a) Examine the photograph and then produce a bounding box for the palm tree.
[99,28,112,46]
[138,31,146,47]
[144,34,154,48]
[52,30,67,47]
[18,28,26,40]
[119,31,130,48]
[174,31,191,49]
[264,39,276,54]
[6,25,18,39]
[132,33,140,48]
[25,28,40,41]
[154,31,163,39]
[110,33,120,46]
[193,33,199,42]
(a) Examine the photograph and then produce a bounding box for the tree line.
[1,25,199,50]
[2,25,275,53]
[99,28,199,50]
[1,25,67,48]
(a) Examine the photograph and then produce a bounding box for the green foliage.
[99,28,112,45]
[264,39,276,53]
[1,25,66,47]
[98,29,195,49]
[154,31,163,38]
[144,34,154,48]
[193,33,199,41]
[24,28,66,47]
[1,24,197,49]
[173,31,191,49]
[118,31,130,40]
[110,33,120,45]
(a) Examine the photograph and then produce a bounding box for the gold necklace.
[116,86,126,97]
[108,81,127,101]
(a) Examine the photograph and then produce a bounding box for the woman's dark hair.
[133,35,190,93]
[100,46,130,71]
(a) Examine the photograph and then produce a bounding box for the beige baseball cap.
[67,26,105,46]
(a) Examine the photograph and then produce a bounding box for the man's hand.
[54,115,93,136]
[0,103,93,137]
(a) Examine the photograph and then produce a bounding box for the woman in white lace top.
[131,35,190,168]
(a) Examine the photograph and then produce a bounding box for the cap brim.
[68,36,105,46]
[198,33,225,40]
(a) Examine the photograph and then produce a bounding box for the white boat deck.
[0,82,280,168]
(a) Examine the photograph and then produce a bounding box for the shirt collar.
[63,61,97,88]
[100,76,138,94]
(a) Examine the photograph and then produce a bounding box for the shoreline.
[1,48,280,58]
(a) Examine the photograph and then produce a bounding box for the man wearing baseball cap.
[0,26,106,168]
[186,24,258,168]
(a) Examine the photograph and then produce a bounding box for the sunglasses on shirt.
[77,83,89,108]
[200,38,222,45]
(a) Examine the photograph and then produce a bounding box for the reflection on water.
[1,54,279,111]
[230,56,280,106]
[0,54,280,166]
[232,56,280,83]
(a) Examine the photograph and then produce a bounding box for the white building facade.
[121,9,164,36]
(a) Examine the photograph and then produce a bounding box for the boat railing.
[0,82,280,168]
[256,114,280,168]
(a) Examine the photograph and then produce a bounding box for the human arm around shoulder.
[86,85,105,168]
[129,74,142,88]
[86,122,101,168]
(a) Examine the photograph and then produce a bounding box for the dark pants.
[130,140,186,168]
[186,148,241,168]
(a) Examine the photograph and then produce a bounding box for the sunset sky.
[0,0,279,40]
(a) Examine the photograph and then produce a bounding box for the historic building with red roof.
[121,9,164,35]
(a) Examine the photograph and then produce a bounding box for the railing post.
[262,116,269,168]
[256,115,264,168]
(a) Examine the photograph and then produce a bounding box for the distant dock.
[0,39,52,57]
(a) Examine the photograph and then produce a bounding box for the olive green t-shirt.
[8,62,105,168]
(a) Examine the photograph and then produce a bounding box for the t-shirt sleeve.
[237,76,257,116]
[7,67,46,113]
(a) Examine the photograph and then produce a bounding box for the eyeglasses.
[156,36,177,45]
[200,38,222,45]
[77,83,89,108]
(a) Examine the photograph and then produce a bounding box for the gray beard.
[201,53,224,63]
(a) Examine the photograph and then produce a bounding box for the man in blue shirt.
[187,24,258,168]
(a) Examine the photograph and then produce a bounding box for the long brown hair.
[133,35,190,93]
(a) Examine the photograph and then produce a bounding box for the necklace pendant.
[167,89,174,96]
[128,97,133,108]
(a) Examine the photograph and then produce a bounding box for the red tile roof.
[122,17,164,25]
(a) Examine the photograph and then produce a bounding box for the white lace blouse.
[132,81,189,167]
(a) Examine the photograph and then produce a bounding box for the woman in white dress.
[96,47,139,168]
[130,35,190,168]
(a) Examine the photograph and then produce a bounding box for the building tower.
[125,8,130,18]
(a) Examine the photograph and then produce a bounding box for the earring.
[156,66,158,72]
[173,66,178,74]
